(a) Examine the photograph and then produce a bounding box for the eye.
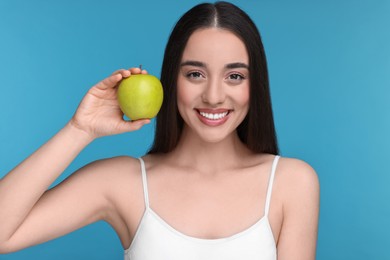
[229,73,244,80]
[186,71,202,79]
[186,71,205,81]
[226,73,246,84]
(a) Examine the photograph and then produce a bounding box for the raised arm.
[0,68,149,253]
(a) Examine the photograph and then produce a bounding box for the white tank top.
[124,156,280,260]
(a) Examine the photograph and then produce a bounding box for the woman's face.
[177,28,250,143]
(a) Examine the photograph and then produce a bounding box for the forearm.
[0,122,94,243]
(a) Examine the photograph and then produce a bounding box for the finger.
[128,67,148,75]
[129,67,142,75]
[119,119,151,132]
[95,73,122,90]
[111,69,131,78]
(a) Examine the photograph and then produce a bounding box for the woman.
[0,2,319,259]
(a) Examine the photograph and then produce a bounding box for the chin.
[194,128,236,144]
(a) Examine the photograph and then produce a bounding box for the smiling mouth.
[196,109,231,120]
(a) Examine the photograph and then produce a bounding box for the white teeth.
[199,111,228,120]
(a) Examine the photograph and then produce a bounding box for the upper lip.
[195,108,232,113]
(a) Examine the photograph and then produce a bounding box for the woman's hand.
[69,67,150,139]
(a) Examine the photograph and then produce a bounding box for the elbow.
[0,241,16,255]
[0,245,10,255]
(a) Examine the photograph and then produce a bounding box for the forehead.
[182,28,248,65]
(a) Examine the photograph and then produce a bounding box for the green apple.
[117,74,163,120]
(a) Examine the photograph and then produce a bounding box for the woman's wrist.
[64,120,95,148]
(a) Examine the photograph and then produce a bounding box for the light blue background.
[0,0,389,259]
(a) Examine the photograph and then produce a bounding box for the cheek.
[176,77,197,115]
[235,83,250,109]
[177,78,189,107]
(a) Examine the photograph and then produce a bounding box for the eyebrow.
[180,60,249,70]
[225,62,249,69]
[180,60,206,68]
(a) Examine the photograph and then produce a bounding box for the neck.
[168,127,253,174]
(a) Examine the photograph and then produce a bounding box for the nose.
[201,79,226,106]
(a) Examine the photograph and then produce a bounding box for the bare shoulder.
[275,157,319,207]
[70,156,143,197]
[277,157,319,189]
[83,155,141,177]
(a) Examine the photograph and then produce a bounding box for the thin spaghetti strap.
[138,157,150,209]
[264,155,280,217]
